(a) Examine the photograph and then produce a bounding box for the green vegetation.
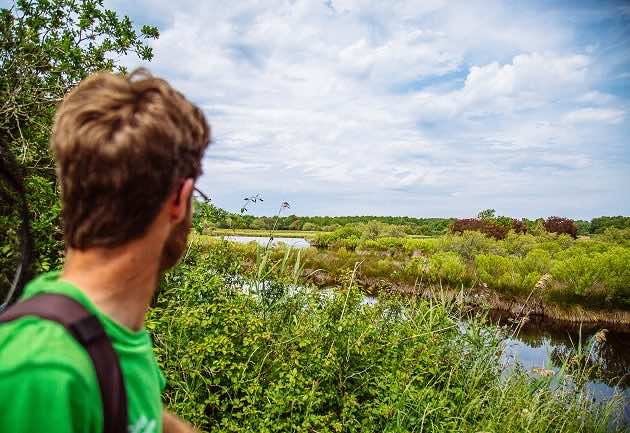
[205,223,630,310]
[591,216,630,234]
[192,202,454,236]
[148,240,624,432]
[194,202,630,239]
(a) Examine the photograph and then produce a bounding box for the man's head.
[51,69,210,269]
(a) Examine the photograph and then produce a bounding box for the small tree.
[511,219,528,234]
[288,220,303,230]
[477,209,496,220]
[251,219,269,230]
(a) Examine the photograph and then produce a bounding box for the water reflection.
[218,235,311,249]
[488,311,630,427]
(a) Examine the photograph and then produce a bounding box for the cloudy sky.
[111,0,629,219]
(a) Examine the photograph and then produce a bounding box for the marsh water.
[218,235,311,249]
[225,236,630,426]
[493,313,630,427]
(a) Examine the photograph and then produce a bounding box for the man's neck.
[61,238,162,332]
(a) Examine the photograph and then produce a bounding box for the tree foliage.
[544,217,578,239]
[590,216,630,234]
[450,218,509,240]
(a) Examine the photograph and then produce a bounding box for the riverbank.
[306,270,630,328]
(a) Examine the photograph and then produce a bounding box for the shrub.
[596,227,630,247]
[321,224,340,232]
[301,222,320,231]
[544,217,577,239]
[500,232,538,257]
[451,218,508,240]
[599,247,630,305]
[551,252,602,297]
[475,252,548,297]
[428,252,467,286]
[590,216,630,234]
[438,231,501,261]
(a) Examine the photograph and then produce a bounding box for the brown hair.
[51,68,210,249]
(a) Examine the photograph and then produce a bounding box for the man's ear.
[169,178,194,224]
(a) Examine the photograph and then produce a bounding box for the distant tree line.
[192,203,630,238]
[192,202,455,236]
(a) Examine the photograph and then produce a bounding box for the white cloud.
[576,91,613,105]
[410,52,592,121]
[563,108,625,125]
[112,0,630,218]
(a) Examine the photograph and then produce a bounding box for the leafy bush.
[301,222,320,231]
[451,218,508,240]
[544,217,578,239]
[428,252,467,286]
[438,231,501,261]
[596,227,630,247]
[590,216,630,234]
[551,246,630,306]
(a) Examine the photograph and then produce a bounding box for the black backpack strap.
[0,293,128,433]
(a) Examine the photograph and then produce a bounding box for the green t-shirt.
[0,271,166,433]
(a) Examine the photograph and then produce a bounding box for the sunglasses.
[175,178,210,205]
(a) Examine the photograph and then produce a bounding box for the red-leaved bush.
[450,219,508,240]
[511,219,528,234]
[544,217,577,239]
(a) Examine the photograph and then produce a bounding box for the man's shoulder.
[0,316,103,433]
[0,314,98,387]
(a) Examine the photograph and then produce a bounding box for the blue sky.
[109,0,629,219]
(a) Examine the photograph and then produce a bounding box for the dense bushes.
[149,247,622,432]
[550,246,630,305]
[196,202,455,235]
[451,216,530,240]
[311,222,405,248]
[198,203,629,241]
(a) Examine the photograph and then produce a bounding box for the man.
[0,69,210,432]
